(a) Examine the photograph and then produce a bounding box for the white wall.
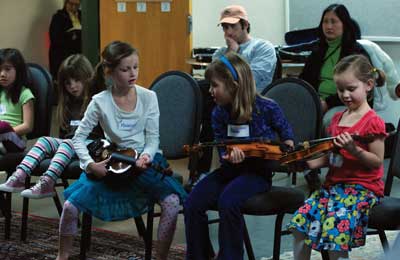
[0,0,64,69]
[192,0,400,74]
[1,0,399,77]
[192,0,286,48]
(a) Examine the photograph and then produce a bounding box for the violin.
[86,139,172,187]
[280,132,394,165]
[183,137,292,161]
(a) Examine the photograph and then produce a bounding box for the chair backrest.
[272,52,283,82]
[150,71,202,159]
[383,119,400,196]
[261,78,322,143]
[26,63,53,139]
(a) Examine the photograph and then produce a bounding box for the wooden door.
[100,0,192,87]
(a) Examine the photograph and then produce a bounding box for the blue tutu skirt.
[64,153,187,221]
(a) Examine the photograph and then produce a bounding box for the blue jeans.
[184,166,272,260]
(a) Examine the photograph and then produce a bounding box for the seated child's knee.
[291,229,306,240]
[161,194,180,214]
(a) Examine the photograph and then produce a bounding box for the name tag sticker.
[227,124,250,137]
[119,119,136,131]
[70,120,81,126]
[0,104,6,115]
[329,152,343,168]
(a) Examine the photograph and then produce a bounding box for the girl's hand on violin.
[334,132,357,153]
[222,147,245,164]
[87,158,110,178]
[136,153,151,170]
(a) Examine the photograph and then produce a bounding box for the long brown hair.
[205,52,256,122]
[57,54,94,132]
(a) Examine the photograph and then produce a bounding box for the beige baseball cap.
[219,5,248,25]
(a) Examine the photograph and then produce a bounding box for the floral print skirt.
[287,183,379,252]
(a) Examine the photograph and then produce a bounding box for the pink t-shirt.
[324,109,387,196]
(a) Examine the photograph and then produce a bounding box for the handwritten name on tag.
[70,120,81,126]
[119,119,136,131]
[0,104,6,115]
[227,124,250,138]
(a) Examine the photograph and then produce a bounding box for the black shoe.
[304,170,321,192]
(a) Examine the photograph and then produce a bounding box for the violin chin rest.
[108,165,132,174]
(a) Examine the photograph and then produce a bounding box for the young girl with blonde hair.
[289,54,387,260]
[184,52,294,260]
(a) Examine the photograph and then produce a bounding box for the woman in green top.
[300,4,370,113]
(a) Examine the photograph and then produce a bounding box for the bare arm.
[306,154,329,170]
[13,99,34,136]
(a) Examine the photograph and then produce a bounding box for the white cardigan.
[72,85,160,171]
[358,39,400,125]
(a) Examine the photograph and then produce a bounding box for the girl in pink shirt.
[288,54,387,260]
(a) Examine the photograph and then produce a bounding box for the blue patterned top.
[212,95,294,163]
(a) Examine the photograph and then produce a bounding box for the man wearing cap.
[213,5,277,92]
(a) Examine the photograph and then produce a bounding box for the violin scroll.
[183,144,202,154]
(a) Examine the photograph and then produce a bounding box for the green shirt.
[319,37,342,99]
[0,87,35,127]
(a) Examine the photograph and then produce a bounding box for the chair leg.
[1,191,11,239]
[378,230,389,252]
[273,213,285,260]
[321,250,330,260]
[145,205,155,260]
[61,178,69,189]
[4,191,12,239]
[4,172,13,240]
[291,172,297,186]
[243,221,255,260]
[52,192,63,216]
[80,212,92,260]
[134,216,147,238]
[20,176,31,241]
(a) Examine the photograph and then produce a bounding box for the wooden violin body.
[88,139,138,175]
[279,132,391,165]
[225,143,287,160]
[279,140,335,164]
[183,138,292,161]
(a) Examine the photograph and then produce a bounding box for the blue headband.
[220,55,238,81]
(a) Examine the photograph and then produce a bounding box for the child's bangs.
[60,66,86,83]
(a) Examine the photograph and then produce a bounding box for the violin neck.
[110,153,137,165]
[303,131,393,146]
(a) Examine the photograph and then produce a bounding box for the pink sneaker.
[20,176,56,199]
[0,175,26,192]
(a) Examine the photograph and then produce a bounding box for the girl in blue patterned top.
[184,52,295,260]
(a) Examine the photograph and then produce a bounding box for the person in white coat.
[357,39,400,126]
